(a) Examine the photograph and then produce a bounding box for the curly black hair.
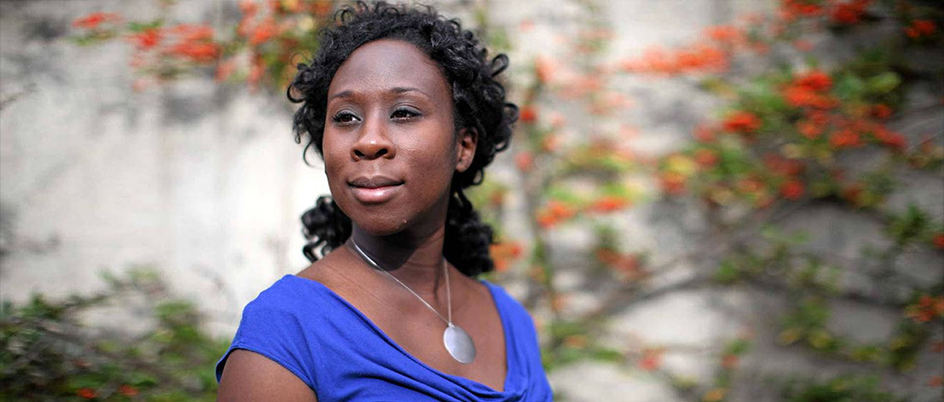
[289,1,518,276]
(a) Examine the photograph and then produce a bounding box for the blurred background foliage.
[2,0,942,400]
[1,270,227,401]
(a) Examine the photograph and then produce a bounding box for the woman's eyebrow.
[328,90,354,101]
[390,86,429,97]
[327,87,432,102]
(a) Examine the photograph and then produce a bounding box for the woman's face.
[323,39,476,238]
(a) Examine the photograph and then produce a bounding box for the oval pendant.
[443,323,476,364]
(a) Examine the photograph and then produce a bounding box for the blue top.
[216,275,553,401]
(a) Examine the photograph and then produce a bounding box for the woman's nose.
[351,116,395,160]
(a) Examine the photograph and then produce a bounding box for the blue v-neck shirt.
[216,275,553,401]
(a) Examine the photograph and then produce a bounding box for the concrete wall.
[0,0,329,332]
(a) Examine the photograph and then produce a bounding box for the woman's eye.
[332,111,359,124]
[391,108,420,120]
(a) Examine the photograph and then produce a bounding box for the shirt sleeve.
[215,296,317,388]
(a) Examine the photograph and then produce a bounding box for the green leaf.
[714,260,741,284]
[866,72,900,94]
[127,19,164,32]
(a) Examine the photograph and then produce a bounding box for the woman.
[216,2,552,401]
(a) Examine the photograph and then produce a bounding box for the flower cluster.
[656,61,929,211]
[72,12,121,30]
[71,0,338,91]
[904,19,937,39]
[905,294,944,324]
[489,241,523,272]
[535,200,577,229]
[782,70,838,109]
[780,0,873,25]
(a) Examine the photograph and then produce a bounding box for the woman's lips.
[350,184,402,203]
[348,176,404,204]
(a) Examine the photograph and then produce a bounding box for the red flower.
[915,20,937,35]
[77,388,98,399]
[621,43,729,76]
[489,242,523,272]
[536,214,557,229]
[128,28,162,50]
[675,44,729,73]
[829,129,862,148]
[794,70,833,92]
[906,20,937,39]
[72,12,121,29]
[118,385,139,397]
[167,42,219,63]
[871,104,893,119]
[830,0,871,25]
[798,120,823,139]
[780,0,824,21]
[515,152,534,171]
[905,294,944,323]
[249,19,278,46]
[638,349,663,371]
[933,233,944,249]
[660,172,686,195]
[780,180,805,200]
[547,200,575,219]
[588,196,630,213]
[783,83,838,109]
[173,24,214,42]
[873,126,906,151]
[520,106,538,123]
[723,111,762,134]
[930,376,943,387]
[536,200,576,228]
[705,25,744,45]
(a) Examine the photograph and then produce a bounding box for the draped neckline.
[284,274,517,395]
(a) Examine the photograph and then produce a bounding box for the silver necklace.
[350,241,477,364]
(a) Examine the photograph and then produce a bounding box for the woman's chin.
[352,218,410,237]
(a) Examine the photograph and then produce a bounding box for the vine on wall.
[502,0,943,400]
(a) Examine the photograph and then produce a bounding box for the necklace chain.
[349,241,453,326]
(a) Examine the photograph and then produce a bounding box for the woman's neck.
[348,225,448,295]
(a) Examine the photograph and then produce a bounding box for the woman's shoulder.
[479,280,529,316]
[243,274,328,314]
[245,255,346,311]
[216,275,326,387]
[477,279,541,337]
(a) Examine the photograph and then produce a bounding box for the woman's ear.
[455,127,478,173]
